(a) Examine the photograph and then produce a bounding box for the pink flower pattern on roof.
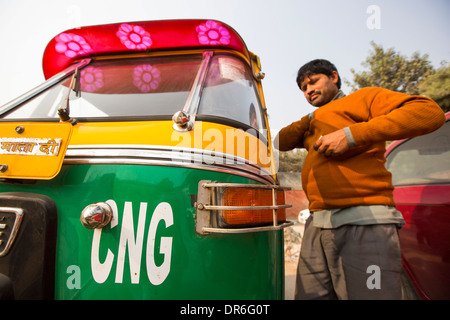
[55,33,93,58]
[196,20,231,46]
[80,67,104,92]
[116,23,153,50]
[133,64,161,93]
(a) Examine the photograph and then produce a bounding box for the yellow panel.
[0,122,72,179]
[69,120,274,173]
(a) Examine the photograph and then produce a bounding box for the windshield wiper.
[58,68,80,124]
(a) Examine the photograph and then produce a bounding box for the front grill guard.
[195,180,293,235]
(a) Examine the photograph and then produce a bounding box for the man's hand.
[314,129,350,157]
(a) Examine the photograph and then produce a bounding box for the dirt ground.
[284,222,304,300]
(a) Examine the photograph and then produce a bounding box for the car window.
[2,55,203,119]
[197,55,266,135]
[386,120,450,186]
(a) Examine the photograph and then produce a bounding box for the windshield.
[198,55,266,133]
[386,120,450,186]
[1,53,267,136]
[2,55,202,119]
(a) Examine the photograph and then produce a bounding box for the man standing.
[276,59,445,299]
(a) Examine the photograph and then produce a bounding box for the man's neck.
[331,90,345,102]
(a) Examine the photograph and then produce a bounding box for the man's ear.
[330,71,339,85]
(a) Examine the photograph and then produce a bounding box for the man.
[276,59,445,299]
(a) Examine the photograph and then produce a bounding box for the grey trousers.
[295,217,402,300]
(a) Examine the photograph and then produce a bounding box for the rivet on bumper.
[15,126,25,134]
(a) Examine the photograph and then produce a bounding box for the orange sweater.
[277,87,446,211]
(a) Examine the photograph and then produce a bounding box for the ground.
[284,222,304,300]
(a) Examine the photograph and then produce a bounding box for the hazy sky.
[0,0,449,134]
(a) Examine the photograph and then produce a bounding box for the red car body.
[385,112,450,300]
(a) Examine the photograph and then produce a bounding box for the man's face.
[300,71,339,107]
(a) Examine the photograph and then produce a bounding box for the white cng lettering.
[91,199,118,284]
[91,200,173,285]
[146,202,173,285]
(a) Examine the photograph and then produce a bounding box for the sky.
[0,0,449,135]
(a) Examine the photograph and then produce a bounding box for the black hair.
[296,59,341,90]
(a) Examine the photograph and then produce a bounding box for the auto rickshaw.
[0,19,292,300]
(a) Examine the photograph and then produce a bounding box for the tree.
[346,42,434,95]
[418,63,450,112]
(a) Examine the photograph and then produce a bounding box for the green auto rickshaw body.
[0,20,291,300]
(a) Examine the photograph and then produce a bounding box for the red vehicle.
[385,112,450,300]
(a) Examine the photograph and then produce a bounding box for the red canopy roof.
[42,19,249,79]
